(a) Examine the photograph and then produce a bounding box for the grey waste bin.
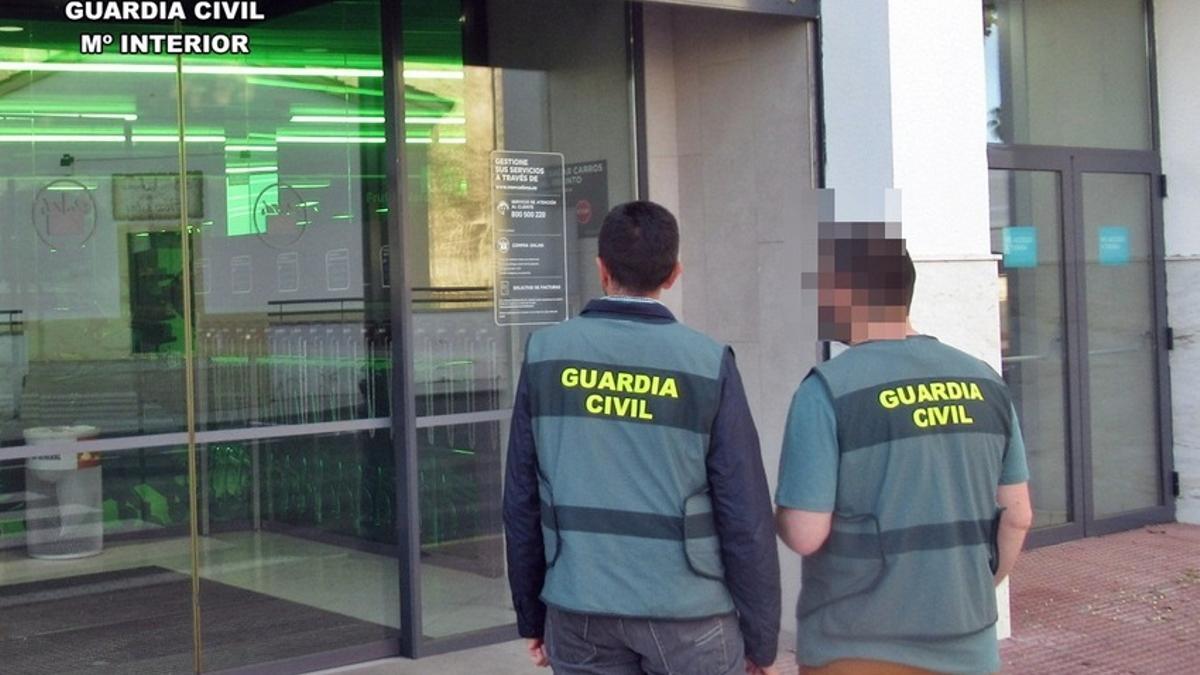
[24,425,103,559]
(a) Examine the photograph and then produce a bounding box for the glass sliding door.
[1078,170,1164,518]
[0,2,403,672]
[399,0,636,646]
[989,168,1074,530]
[989,145,1172,544]
[182,1,400,670]
[0,17,198,674]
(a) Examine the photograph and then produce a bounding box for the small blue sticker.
[1099,226,1130,266]
[1003,226,1038,269]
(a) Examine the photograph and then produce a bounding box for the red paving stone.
[773,523,1199,674]
[1002,523,1199,674]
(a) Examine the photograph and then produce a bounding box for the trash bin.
[24,425,103,559]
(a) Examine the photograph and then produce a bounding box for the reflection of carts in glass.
[412,291,509,578]
[0,309,23,422]
[416,351,504,577]
[192,298,397,544]
[0,295,515,574]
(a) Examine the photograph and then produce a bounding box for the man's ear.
[596,257,611,293]
[661,261,683,290]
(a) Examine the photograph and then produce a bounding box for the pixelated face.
[815,224,909,342]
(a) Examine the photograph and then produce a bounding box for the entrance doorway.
[988,146,1174,546]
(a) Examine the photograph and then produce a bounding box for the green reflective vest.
[525,308,735,618]
[802,337,1013,640]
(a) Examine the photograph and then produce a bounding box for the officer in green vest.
[504,201,781,675]
[775,230,1033,674]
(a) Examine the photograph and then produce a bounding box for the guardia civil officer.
[775,232,1033,675]
[504,201,781,675]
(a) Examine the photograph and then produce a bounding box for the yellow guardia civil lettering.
[560,366,681,420]
[877,380,984,429]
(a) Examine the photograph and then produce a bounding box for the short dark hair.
[822,235,917,310]
[597,201,680,293]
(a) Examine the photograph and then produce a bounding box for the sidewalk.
[999,522,1199,674]
[321,523,1199,675]
[775,523,1200,673]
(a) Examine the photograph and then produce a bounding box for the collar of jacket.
[580,297,677,323]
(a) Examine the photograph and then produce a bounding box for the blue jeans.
[544,607,744,675]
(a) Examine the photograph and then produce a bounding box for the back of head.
[598,201,680,294]
[817,225,916,342]
[827,235,915,309]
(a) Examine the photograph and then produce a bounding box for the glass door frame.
[988,144,1174,549]
[380,0,655,660]
[383,0,646,660]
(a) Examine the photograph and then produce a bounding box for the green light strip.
[0,132,223,143]
[0,60,383,78]
[290,105,384,116]
[0,134,124,142]
[245,77,383,97]
[0,100,137,115]
[289,115,466,125]
[0,60,465,80]
[291,115,384,124]
[133,134,226,143]
[277,135,385,144]
[225,144,277,152]
[226,165,278,174]
[0,112,137,121]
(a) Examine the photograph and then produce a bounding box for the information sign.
[492,151,569,325]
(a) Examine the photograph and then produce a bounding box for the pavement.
[999,522,1199,674]
[318,523,1200,674]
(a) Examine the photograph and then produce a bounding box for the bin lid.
[23,425,100,444]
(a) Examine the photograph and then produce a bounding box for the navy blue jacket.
[503,297,781,666]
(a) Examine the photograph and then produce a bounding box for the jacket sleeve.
[707,347,781,666]
[502,362,547,638]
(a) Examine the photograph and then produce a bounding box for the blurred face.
[817,247,908,343]
[817,269,853,342]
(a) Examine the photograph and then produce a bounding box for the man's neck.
[848,319,918,345]
[604,288,662,301]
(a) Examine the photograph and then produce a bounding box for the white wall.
[889,1,994,261]
[1155,0,1200,524]
[820,0,894,222]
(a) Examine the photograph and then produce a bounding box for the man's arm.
[774,374,839,556]
[993,482,1032,585]
[994,401,1033,585]
[707,348,781,669]
[775,508,832,556]
[502,364,548,641]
